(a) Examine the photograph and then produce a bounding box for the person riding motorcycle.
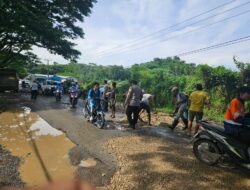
[224,86,250,144]
[55,83,63,100]
[69,82,79,106]
[56,83,63,91]
[169,87,188,130]
[87,82,101,121]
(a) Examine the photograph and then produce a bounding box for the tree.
[0,0,96,68]
[196,64,239,103]
[234,56,250,86]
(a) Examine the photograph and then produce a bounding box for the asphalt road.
[0,92,193,187]
[20,94,128,186]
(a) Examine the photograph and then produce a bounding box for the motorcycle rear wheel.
[193,139,221,166]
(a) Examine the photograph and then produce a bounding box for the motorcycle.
[69,89,78,108]
[55,89,62,102]
[83,99,105,129]
[193,120,250,169]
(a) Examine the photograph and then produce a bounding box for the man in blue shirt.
[88,82,101,121]
[69,82,79,91]
[55,83,64,91]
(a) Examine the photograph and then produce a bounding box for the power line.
[94,0,238,55]
[94,1,250,58]
[94,9,250,59]
[176,35,250,57]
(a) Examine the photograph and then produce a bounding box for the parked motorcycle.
[55,89,62,102]
[83,99,105,129]
[193,121,250,169]
[69,89,78,108]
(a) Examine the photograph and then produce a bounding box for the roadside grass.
[204,108,224,123]
[155,106,173,114]
[156,105,224,123]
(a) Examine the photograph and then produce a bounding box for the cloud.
[32,0,250,68]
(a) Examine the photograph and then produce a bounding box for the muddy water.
[0,107,75,187]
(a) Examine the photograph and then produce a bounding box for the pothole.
[0,106,76,187]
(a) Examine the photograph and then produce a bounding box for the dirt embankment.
[100,135,250,190]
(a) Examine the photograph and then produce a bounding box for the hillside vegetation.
[25,56,250,121]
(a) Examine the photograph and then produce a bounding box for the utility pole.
[43,59,52,79]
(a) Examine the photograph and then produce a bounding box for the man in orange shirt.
[224,86,250,144]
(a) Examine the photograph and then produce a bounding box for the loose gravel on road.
[0,145,25,188]
[100,135,250,190]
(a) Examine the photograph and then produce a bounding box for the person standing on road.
[103,80,110,112]
[139,93,155,126]
[169,87,189,130]
[188,84,210,136]
[106,82,118,118]
[124,80,143,129]
[30,80,38,100]
[22,80,26,89]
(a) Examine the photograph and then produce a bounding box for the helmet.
[171,86,179,93]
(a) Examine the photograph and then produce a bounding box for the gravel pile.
[0,145,25,188]
[100,135,250,190]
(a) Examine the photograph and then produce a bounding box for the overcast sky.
[33,0,250,70]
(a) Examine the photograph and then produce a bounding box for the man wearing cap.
[169,87,189,130]
[124,80,143,129]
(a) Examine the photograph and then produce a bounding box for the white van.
[41,80,61,95]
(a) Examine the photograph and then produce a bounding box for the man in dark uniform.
[124,80,143,129]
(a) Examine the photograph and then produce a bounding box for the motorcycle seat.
[200,121,225,135]
[224,120,243,127]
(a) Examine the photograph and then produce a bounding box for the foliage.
[233,56,250,86]
[27,56,248,121]
[0,0,96,68]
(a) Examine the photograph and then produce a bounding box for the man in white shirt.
[139,93,154,126]
[31,80,38,100]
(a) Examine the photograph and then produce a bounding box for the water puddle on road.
[105,112,129,130]
[0,107,75,187]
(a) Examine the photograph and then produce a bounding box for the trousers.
[126,105,140,127]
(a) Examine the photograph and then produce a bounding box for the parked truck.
[0,69,19,92]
